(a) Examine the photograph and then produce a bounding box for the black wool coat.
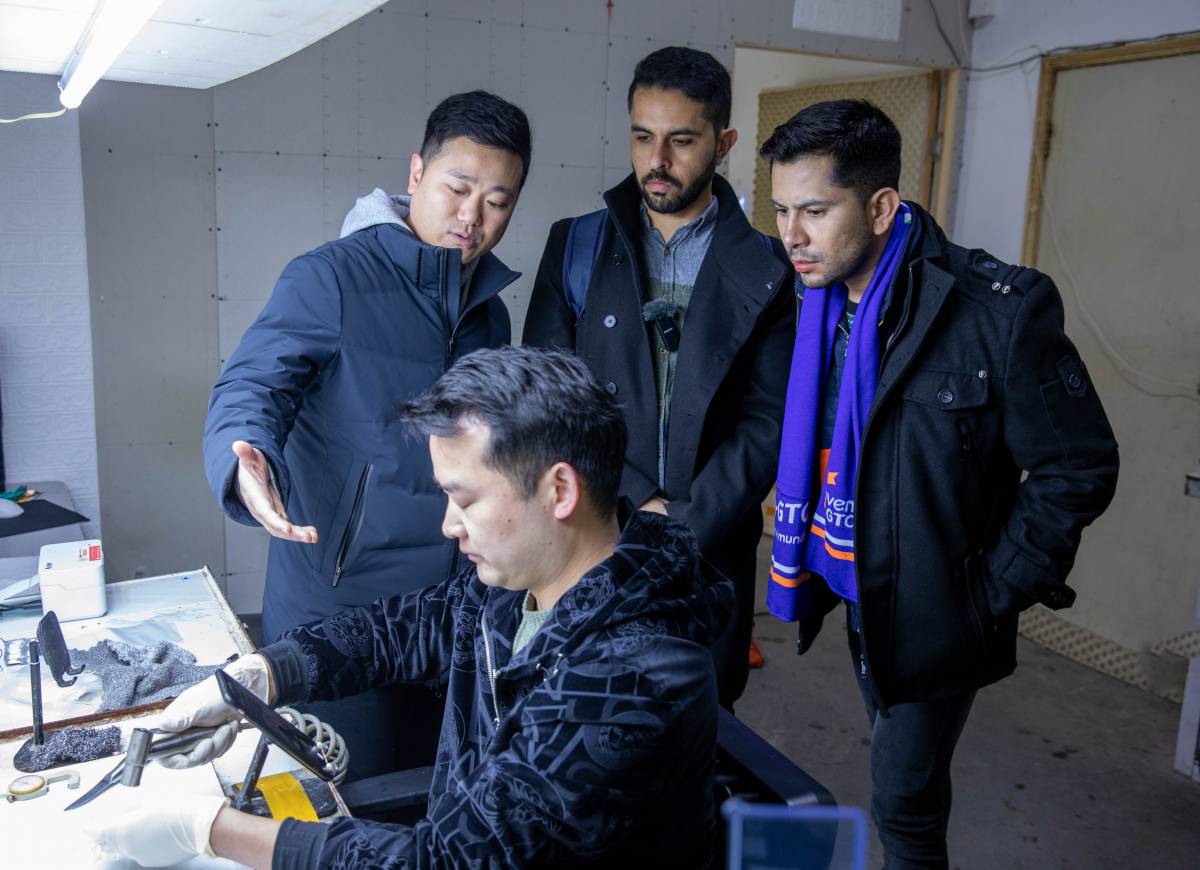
[523,174,794,706]
[799,203,1119,708]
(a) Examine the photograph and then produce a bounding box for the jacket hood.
[340,188,413,238]
[505,509,734,672]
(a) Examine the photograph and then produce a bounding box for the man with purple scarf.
[763,100,1118,868]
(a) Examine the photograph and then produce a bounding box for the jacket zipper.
[480,609,502,729]
[850,260,918,713]
[332,464,372,587]
[438,249,454,368]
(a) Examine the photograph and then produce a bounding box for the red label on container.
[89,545,101,561]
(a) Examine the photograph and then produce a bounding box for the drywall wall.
[0,71,100,538]
[77,80,225,588]
[953,0,1200,260]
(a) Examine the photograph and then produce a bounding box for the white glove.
[86,792,228,867]
[155,653,273,769]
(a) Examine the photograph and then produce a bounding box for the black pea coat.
[798,203,1119,708]
[523,173,794,706]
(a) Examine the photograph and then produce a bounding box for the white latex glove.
[155,653,273,769]
[86,792,228,867]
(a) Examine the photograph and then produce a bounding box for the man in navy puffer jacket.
[95,347,732,869]
[202,91,531,779]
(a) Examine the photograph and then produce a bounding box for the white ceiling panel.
[0,1,386,90]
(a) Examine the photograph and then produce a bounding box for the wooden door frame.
[1021,33,1200,265]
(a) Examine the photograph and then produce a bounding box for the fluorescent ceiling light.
[58,0,164,109]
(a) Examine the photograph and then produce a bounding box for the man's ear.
[716,127,738,163]
[407,153,424,195]
[543,462,582,521]
[869,187,901,237]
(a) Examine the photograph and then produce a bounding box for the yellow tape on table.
[243,772,319,822]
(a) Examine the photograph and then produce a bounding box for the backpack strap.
[561,208,610,320]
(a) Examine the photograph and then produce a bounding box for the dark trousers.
[299,682,445,784]
[848,606,976,870]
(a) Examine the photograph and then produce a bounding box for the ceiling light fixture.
[58,0,164,110]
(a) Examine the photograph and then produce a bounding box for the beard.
[638,154,718,215]
[795,222,878,289]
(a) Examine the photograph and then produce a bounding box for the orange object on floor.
[748,628,765,669]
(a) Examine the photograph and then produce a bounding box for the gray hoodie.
[340,188,478,289]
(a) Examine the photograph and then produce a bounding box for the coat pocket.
[901,369,989,410]
[1039,354,1117,469]
[961,551,996,652]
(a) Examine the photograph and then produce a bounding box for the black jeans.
[848,604,976,870]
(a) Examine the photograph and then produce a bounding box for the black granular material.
[13,725,121,772]
[70,639,221,711]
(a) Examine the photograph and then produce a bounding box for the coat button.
[612,252,624,266]
[605,381,618,395]
[991,281,1002,292]
[977,369,989,379]
[938,388,955,404]
[603,314,617,328]
[1067,373,1082,389]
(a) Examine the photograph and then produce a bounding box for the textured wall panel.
[0,72,97,537]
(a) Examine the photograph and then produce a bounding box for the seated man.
[89,346,732,869]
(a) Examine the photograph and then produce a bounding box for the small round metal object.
[612,252,624,266]
[7,774,47,799]
[937,388,955,404]
[977,369,989,379]
[605,381,618,395]
[991,281,1002,291]
[603,314,617,328]
[5,769,79,802]
[1068,373,1082,389]
[766,280,774,290]
[1000,284,1012,295]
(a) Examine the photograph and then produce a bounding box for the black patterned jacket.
[261,510,732,868]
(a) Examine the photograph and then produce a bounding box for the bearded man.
[523,46,793,708]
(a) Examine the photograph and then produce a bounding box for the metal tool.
[1,634,30,668]
[29,639,44,747]
[6,770,80,802]
[63,723,236,811]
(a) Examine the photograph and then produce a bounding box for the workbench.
[0,567,343,867]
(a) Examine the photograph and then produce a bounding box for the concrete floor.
[737,542,1200,869]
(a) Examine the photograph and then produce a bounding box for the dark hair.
[759,99,901,200]
[401,346,627,519]
[628,46,732,131]
[420,90,533,187]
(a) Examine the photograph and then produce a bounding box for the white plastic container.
[39,540,107,622]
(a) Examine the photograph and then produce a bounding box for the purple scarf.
[768,205,913,621]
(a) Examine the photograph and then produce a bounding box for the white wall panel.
[355,11,429,158]
[520,28,607,168]
[221,516,270,614]
[522,0,609,34]
[322,156,362,240]
[0,71,99,537]
[79,79,219,582]
[213,44,325,154]
[215,153,325,304]
[319,22,364,158]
